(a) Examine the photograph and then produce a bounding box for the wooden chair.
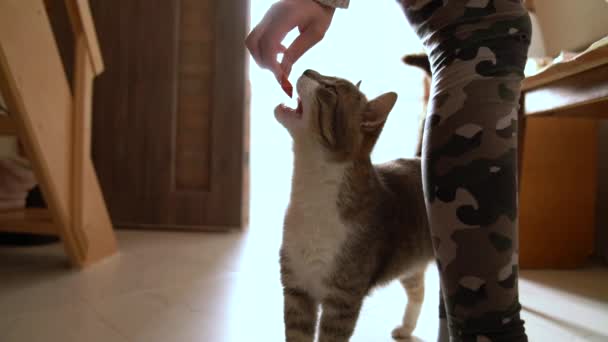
[0,0,117,267]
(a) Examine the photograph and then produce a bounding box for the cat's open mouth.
[276,97,303,119]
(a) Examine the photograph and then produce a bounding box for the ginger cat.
[275,70,434,342]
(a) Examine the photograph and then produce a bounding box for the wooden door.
[89,0,249,230]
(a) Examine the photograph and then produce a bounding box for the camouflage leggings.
[399,1,532,341]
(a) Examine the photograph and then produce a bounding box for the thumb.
[281,26,325,76]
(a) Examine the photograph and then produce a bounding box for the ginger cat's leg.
[392,271,425,340]
[317,294,364,342]
[283,286,318,342]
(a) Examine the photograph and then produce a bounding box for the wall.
[532,0,608,56]
[527,13,546,57]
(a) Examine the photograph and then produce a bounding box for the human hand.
[246,0,335,80]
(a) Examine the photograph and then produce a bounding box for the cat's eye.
[322,83,338,93]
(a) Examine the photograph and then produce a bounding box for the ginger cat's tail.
[403,53,431,77]
[403,53,431,158]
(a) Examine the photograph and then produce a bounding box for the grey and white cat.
[275,69,434,342]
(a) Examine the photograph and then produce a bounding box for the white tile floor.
[1,226,607,342]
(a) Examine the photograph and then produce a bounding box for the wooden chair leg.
[71,33,117,266]
[1,0,77,261]
[0,0,117,267]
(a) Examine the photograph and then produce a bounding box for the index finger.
[245,25,265,68]
[280,26,324,76]
[257,7,299,76]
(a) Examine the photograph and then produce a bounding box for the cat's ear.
[356,80,362,89]
[361,92,397,133]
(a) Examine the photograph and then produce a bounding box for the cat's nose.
[303,69,318,78]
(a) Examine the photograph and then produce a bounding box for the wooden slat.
[71,34,91,240]
[0,115,16,135]
[524,64,608,117]
[78,159,117,266]
[0,209,57,236]
[64,0,104,75]
[71,33,117,266]
[0,0,77,259]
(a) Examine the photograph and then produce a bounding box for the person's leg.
[398,1,532,341]
[438,289,450,341]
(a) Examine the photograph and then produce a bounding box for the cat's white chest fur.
[282,154,348,300]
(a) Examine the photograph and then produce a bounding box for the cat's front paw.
[392,325,415,340]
